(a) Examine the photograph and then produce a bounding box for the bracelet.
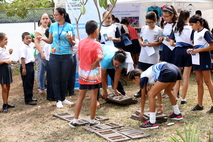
[158,104,163,108]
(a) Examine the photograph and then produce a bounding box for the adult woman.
[41,7,76,108]
[34,13,51,94]
[100,45,127,99]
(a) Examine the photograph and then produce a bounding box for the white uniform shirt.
[173,25,193,45]
[19,43,35,64]
[194,28,209,47]
[0,47,10,61]
[35,26,48,51]
[100,24,117,47]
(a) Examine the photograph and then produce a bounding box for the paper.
[144,46,155,56]
[162,40,175,51]
[191,53,200,65]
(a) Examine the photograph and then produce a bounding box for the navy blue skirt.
[0,63,13,84]
[79,83,101,90]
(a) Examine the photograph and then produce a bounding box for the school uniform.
[170,25,193,67]
[19,43,35,104]
[0,47,12,84]
[191,28,213,71]
[140,62,181,89]
[160,23,175,63]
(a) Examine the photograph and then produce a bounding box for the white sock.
[173,105,180,114]
[90,119,95,124]
[73,118,78,123]
[181,99,186,101]
[149,112,156,124]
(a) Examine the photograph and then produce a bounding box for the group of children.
[0,5,213,130]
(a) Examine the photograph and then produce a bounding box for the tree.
[0,0,54,19]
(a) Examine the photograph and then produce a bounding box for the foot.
[39,90,46,95]
[68,120,80,128]
[169,112,183,120]
[26,101,37,105]
[139,121,159,129]
[2,104,8,113]
[134,92,141,98]
[90,120,100,126]
[206,106,213,114]
[191,104,203,111]
[62,99,74,105]
[181,100,188,104]
[32,98,37,102]
[7,104,15,108]
[56,101,63,108]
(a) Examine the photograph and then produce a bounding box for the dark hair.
[121,19,129,25]
[163,5,178,28]
[85,20,98,35]
[45,28,49,38]
[49,14,55,23]
[0,32,6,41]
[189,14,210,31]
[195,10,202,17]
[56,7,71,24]
[128,69,142,81]
[22,32,30,40]
[174,10,190,35]
[153,10,159,20]
[113,50,126,63]
[146,11,157,21]
[112,14,115,21]
[115,18,120,23]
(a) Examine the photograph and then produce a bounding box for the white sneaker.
[56,101,63,108]
[89,120,100,126]
[62,99,74,105]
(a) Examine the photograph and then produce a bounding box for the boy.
[19,32,37,105]
[128,62,183,129]
[69,20,103,128]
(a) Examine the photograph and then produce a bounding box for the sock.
[149,112,156,124]
[173,105,180,114]
[73,118,78,123]
[181,99,186,101]
[90,119,95,124]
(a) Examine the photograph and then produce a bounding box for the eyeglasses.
[162,15,171,19]
[146,21,154,24]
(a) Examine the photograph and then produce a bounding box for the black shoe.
[32,98,37,102]
[26,101,37,105]
[7,104,15,108]
[181,100,188,104]
[2,104,8,113]
[191,104,203,111]
[206,106,213,114]
[134,91,141,98]
[47,98,55,101]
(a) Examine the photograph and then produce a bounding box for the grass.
[0,69,213,142]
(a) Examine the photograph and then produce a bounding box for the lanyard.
[58,23,65,43]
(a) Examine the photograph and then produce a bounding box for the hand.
[66,33,72,39]
[22,69,27,76]
[108,36,113,41]
[159,37,163,42]
[37,36,42,41]
[139,111,144,120]
[114,89,122,95]
[147,42,154,47]
[186,49,193,54]
[157,107,164,114]
[4,60,11,64]
[41,53,46,61]
[103,91,108,100]
[90,61,99,70]
[9,48,13,54]
[140,42,146,47]
[165,37,170,42]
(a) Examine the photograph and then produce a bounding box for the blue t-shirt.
[100,44,125,70]
[49,22,75,55]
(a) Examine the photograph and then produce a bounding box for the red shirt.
[127,26,138,40]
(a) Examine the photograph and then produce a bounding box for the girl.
[170,10,193,104]
[128,62,183,129]
[41,7,76,108]
[187,15,213,113]
[159,5,178,63]
[0,33,14,112]
[34,13,51,95]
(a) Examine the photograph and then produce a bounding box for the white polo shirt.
[19,43,35,64]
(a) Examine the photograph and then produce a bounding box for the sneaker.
[2,104,8,113]
[169,112,183,120]
[56,101,63,108]
[181,100,188,104]
[62,99,74,105]
[134,91,141,98]
[68,120,80,128]
[206,106,213,114]
[139,121,159,129]
[89,120,100,126]
[191,104,203,111]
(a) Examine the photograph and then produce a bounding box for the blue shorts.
[138,62,153,71]
[80,83,101,90]
[132,39,141,54]
[158,63,182,83]
[193,51,212,71]
[159,44,174,63]
[173,47,192,67]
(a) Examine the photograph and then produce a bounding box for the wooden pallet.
[83,122,124,132]
[106,94,138,105]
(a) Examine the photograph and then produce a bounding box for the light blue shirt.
[100,44,125,70]
[49,22,75,55]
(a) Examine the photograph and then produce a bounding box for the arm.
[21,58,27,76]
[148,41,163,47]
[113,68,123,95]
[101,68,108,99]
[91,55,103,70]
[42,33,53,44]
[193,42,213,53]
[34,32,46,60]
[138,37,146,47]
[66,34,76,46]
[0,60,11,65]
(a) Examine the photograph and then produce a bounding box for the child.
[19,32,37,105]
[187,15,213,113]
[0,32,14,112]
[135,11,162,98]
[128,62,183,129]
[69,20,103,128]
[159,5,178,63]
[170,10,193,104]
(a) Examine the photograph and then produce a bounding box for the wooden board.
[83,122,124,132]
[106,94,138,105]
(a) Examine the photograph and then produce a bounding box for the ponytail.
[189,14,210,30]
[114,50,127,63]
[56,7,71,24]
[175,10,190,35]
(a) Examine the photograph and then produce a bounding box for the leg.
[1,84,8,104]
[165,83,177,106]
[195,71,204,106]
[202,70,213,103]
[90,88,98,119]
[67,55,77,96]
[173,67,181,99]
[181,66,192,100]
[74,89,87,119]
